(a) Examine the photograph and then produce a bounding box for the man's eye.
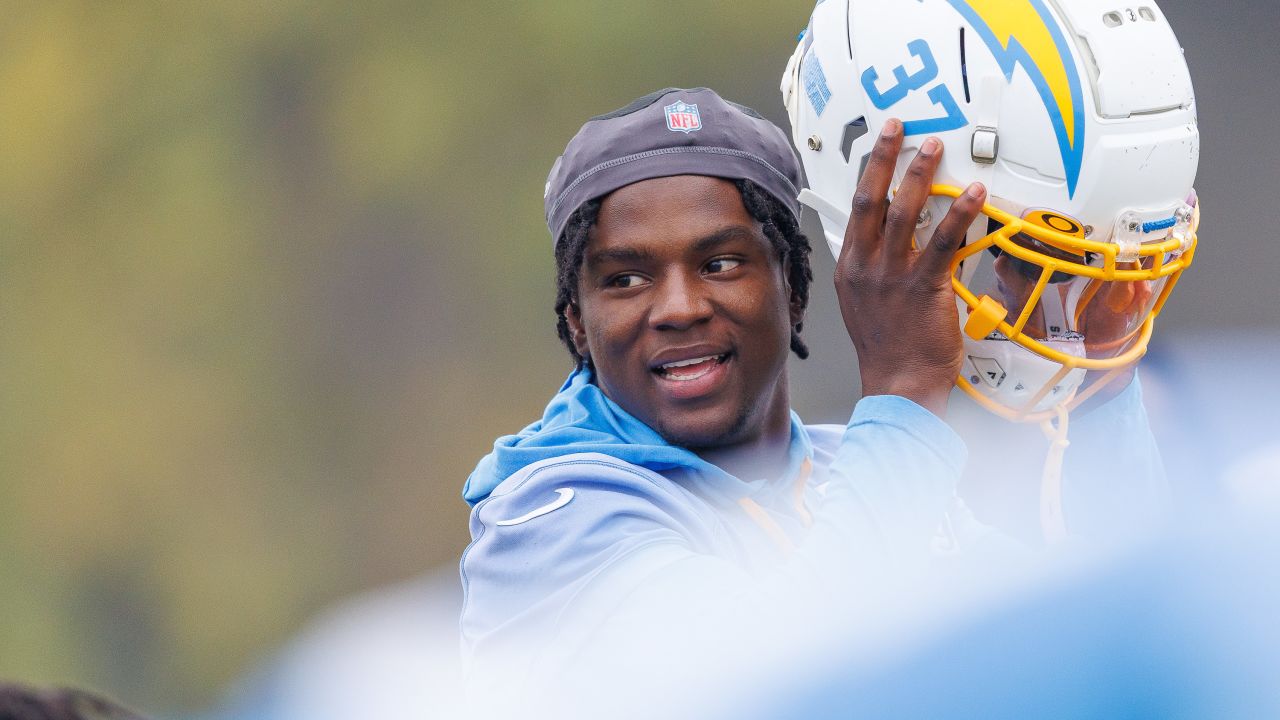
[705,258,742,274]
[607,273,646,289]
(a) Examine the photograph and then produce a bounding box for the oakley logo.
[495,488,575,526]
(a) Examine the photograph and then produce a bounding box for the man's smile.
[650,347,734,400]
[654,353,729,380]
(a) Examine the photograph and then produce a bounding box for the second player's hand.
[834,119,987,418]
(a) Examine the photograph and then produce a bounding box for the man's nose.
[649,271,713,331]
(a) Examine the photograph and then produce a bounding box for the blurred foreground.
[2,0,1278,715]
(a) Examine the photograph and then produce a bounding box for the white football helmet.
[782,0,1199,421]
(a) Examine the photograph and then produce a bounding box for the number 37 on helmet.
[782,0,1200,421]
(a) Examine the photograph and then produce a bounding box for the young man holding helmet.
[459,88,986,713]
[460,0,1197,708]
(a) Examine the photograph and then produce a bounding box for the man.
[458,85,1166,718]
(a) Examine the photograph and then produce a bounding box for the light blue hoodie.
[463,366,814,510]
[459,367,975,709]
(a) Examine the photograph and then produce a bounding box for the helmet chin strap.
[1040,286,1071,339]
[1028,289,1075,545]
[1040,275,1091,339]
[1036,278,1100,544]
[1039,403,1071,544]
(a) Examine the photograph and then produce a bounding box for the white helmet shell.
[782,0,1199,417]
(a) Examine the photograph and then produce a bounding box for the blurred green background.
[1,0,1276,714]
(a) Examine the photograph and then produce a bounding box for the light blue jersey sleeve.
[801,395,970,579]
[954,373,1168,543]
[460,398,967,713]
[1062,373,1168,537]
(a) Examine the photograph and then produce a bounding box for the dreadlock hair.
[0,683,146,720]
[553,179,813,367]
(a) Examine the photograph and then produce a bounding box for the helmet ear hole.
[840,117,868,162]
[855,152,872,186]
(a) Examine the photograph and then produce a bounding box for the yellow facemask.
[928,184,1200,423]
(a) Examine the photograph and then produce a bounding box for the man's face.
[566,175,799,452]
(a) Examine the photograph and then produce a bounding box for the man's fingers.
[842,119,903,263]
[882,136,943,268]
[917,182,987,282]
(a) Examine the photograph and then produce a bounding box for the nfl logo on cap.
[664,101,701,133]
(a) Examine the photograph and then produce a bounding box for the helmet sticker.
[969,356,1008,388]
[942,0,1086,197]
[859,38,968,136]
[1025,209,1086,238]
[802,48,833,117]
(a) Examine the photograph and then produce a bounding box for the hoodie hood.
[463,366,811,507]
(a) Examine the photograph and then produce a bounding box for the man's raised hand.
[834,118,987,418]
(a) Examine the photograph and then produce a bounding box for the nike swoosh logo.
[495,488,575,526]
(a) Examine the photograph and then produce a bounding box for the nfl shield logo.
[664,101,702,133]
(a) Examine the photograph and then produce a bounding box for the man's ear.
[789,291,805,329]
[785,272,805,330]
[565,302,590,359]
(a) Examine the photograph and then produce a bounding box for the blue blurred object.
[743,519,1280,719]
[208,572,462,720]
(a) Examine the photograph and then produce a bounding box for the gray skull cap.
[543,87,803,245]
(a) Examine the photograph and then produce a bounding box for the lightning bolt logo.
[944,0,1086,198]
